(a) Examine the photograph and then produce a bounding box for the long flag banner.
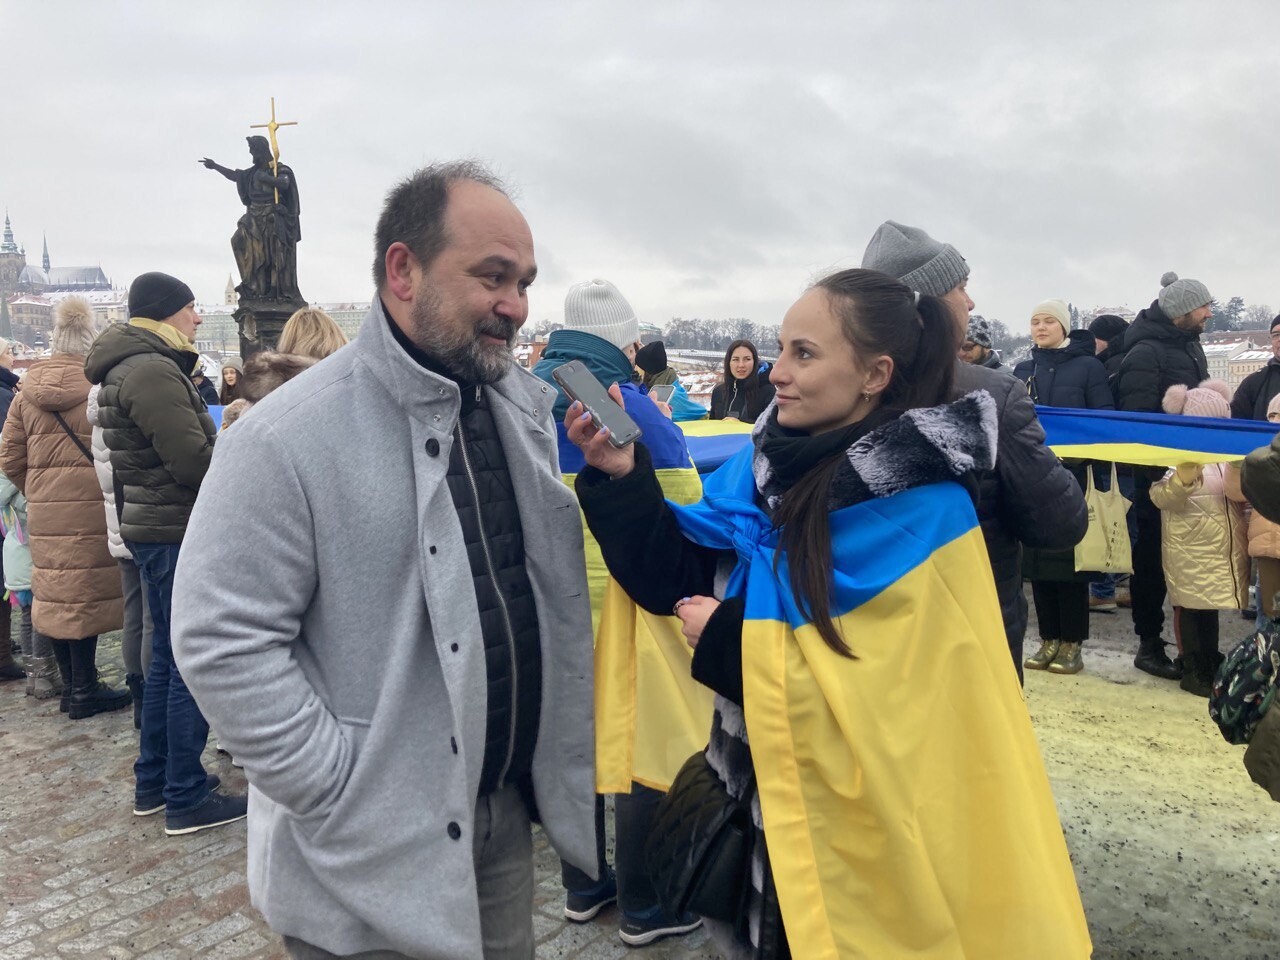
[680,407,1279,474]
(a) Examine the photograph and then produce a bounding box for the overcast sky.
[4,1,1279,334]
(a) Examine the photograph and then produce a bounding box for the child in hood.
[0,468,53,698]
[1152,380,1249,697]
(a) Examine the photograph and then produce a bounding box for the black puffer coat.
[1013,331,1113,582]
[1231,358,1280,421]
[710,377,775,422]
[1115,301,1208,413]
[951,361,1088,674]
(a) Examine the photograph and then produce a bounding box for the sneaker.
[618,908,703,947]
[1023,639,1059,671]
[164,790,248,836]
[564,871,617,923]
[134,774,222,817]
[1116,589,1132,609]
[1088,596,1117,613]
[1047,641,1084,675]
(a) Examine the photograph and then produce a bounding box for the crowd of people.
[2,159,1279,959]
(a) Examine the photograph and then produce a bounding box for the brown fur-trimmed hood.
[239,351,316,403]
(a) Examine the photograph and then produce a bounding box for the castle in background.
[0,212,125,347]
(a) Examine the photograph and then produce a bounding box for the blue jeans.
[128,541,211,813]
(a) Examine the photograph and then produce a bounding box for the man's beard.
[409,288,517,385]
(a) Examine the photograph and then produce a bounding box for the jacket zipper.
[454,409,521,787]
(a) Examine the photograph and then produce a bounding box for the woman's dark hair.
[219,381,240,405]
[771,268,961,656]
[721,339,761,393]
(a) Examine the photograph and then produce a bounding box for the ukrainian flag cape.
[668,445,1092,959]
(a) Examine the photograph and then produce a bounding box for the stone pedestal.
[234,297,306,358]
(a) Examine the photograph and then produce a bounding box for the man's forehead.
[443,181,533,254]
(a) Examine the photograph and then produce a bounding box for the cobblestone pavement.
[2,602,1279,958]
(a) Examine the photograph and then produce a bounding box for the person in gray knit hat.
[561,278,642,357]
[860,220,1087,682]
[861,220,972,330]
[959,315,1002,370]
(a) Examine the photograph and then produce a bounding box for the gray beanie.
[563,279,640,352]
[1157,271,1212,319]
[965,315,993,349]
[861,220,970,297]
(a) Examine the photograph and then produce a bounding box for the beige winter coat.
[0,353,123,638]
[1150,462,1249,610]
[1224,463,1280,559]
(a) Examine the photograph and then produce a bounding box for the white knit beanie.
[563,279,640,352]
[1032,299,1072,342]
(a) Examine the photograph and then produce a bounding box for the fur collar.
[751,390,998,512]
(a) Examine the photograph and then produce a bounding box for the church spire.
[0,211,17,255]
[42,233,50,273]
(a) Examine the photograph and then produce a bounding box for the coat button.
[429,545,437,555]
[447,821,461,840]
[450,736,458,754]
[450,642,459,652]
[425,438,440,456]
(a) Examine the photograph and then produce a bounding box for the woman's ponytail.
[890,294,959,409]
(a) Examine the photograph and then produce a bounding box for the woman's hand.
[651,398,673,420]
[674,595,720,649]
[563,383,636,479]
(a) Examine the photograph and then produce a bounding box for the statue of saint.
[201,135,302,302]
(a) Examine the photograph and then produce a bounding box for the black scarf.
[759,404,901,494]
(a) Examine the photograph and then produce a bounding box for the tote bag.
[1074,462,1133,574]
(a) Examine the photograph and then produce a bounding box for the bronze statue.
[201,135,302,303]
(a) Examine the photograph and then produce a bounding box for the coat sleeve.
[1232,372,1261,420]
[171,417,350,819]
[1242,434,1280,524]
[991,377,1088,550]
[575,443,722,615]
[1084,359,1115,410]
[0,393,30,494]
[1224,462,1247,504]
[1150,469,1197,511]
[118,360,214,491]
[1116,343,1161,412]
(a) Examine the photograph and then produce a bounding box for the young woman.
[278,307,349,360]
[567,270,1090,959]
[709,339,774,422]
[219,356,244,405]
[1013,299,1114,676]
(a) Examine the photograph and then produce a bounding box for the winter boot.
[51,639,73,713]
[1134,636,1181,680]
[0,606,22,681]
[67,637,131,720]
[125,674,145,731]
[1047,641,1084,675]
[25,656,62,699]
[1178,614,1216,698]
[1024,639,1060,671]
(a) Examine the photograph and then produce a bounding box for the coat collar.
[354,297,552,434]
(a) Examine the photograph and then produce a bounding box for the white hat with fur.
[51,296,100,355]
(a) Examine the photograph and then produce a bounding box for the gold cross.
[249,97,298,203]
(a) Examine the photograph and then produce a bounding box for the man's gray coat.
[172,302,597,958]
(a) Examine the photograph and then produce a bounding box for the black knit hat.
[1088,314,1129,343]
[635,340,669,376]
[128,272,195,321]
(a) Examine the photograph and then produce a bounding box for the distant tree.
[986,318,1015,352]
[1244,303,1275,330]
[1208,295,1245,332]
[528,319,563,338]
[1068,303,1081,330]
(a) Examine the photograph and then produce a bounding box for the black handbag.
[643,749,755,925]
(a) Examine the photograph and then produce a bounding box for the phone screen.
[552,360,643,448]
[651,384,676,403]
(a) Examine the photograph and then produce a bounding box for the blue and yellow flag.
[669,446,1092,959]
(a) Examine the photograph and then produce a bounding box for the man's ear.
[384,243,418,303]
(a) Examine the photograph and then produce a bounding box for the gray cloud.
[4,0,1279,332]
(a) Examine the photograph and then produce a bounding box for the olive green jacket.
[1242,433,1280,525]
[83,323,216,543]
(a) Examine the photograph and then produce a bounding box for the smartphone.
[650,383,676,404]
[552,360,643,449]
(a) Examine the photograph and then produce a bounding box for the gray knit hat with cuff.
[861,220,969,297]
[1157,271,1213,319]
[563,279,641,352]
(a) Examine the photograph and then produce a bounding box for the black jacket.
[1096,338,1131,406]
[0,366,18,430]
[710,376,775,422]
[194,376,220,408]
[387,315,542,799]
[1115,301,1208,413]
[1013,330,1115,411]
[1232,358,1280,421]
[952,361,1088,676]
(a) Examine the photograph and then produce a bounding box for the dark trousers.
[128,540,212,813]
[1030,580,1089,642]
[1129,479,1168,642]
[561,783,663,916]
[1179,607,1221,674]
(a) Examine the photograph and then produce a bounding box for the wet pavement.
[1,598,1278,958]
